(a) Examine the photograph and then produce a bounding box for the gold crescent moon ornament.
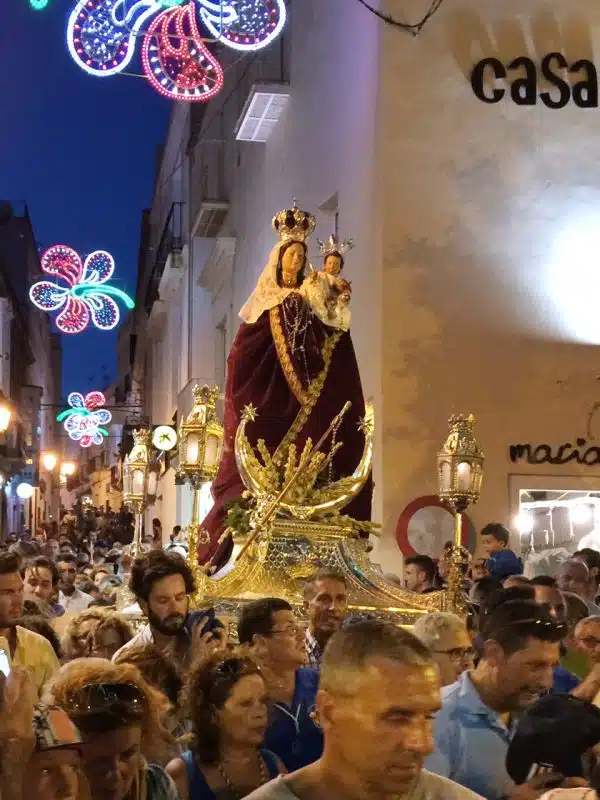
[234,401,374,521]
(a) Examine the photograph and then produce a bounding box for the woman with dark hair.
[166,652,284,799]
[197,204,372,570]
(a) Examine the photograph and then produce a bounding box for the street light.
[437,414,485,615]
[176,384,224,576]
[60,462,76,476]
[16,482,34,500]
[42,452,58,471]
[0,394,12,434]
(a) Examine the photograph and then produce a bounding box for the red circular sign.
[395,495,475,559]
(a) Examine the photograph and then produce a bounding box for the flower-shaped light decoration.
[30,245,135,334]
[57,391,112,448]
[66,0,286,102]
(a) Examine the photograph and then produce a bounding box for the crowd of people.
[3,517,600,799]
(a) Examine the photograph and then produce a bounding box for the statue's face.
[324,254,342,276]
[281,242,305,286]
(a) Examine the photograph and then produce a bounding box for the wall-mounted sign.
[471,52,598,108]
[510,438,600,466]
[152,425,177,452]
[395,495,476,559]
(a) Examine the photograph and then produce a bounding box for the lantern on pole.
[436,414,484,615]
[176,384,224,577]
[177,385,224,486]
[122,428,157,558]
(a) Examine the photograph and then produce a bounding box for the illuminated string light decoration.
[66,0,287,102]
[141,4,224,101]
[30,245,134,334]
[30,0,50,8]
[57,391,112,448]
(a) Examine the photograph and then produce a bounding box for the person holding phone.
[0,667,37,800]
[0,552,60,696]
[112,549,226,666]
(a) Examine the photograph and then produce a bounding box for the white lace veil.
[239,241,299,323]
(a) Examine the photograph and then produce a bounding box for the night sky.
[1,1,170,398]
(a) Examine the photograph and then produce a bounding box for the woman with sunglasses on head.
[46,658,179,800]
[166,652,285,800]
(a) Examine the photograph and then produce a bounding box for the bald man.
[556,560,600,615]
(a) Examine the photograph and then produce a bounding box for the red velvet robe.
[197,292,372,566]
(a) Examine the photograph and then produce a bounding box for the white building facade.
[134,0,600,568]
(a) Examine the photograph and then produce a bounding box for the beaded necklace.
[217,753,269,799]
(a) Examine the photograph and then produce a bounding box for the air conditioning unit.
[193,201,229,238]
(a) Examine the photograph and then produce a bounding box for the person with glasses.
[238,598,323,772]
[47,658,179,800]
[244,620,482,800]
[425,599,567,799]
[166,652,284,798]
[412,612,474,686]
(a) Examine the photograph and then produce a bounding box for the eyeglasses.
[489,617,568,639]
[577,636,600,649]
[65,683,145,716]
[214,658,257,678]
[432,647,474,661]
[270,625,302,637]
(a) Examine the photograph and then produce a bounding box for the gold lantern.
[436,414,484,615]
[176,385,224,579]
[122,428,155,558]
[177,385,224,486]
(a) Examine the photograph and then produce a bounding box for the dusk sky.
[1,1,170,397]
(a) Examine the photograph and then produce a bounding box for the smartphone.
[0,647,11,678]
[526,763,563,789]
[185,608,224,638]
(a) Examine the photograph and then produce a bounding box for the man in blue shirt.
[425,599,565,799]
[238,597,323,771]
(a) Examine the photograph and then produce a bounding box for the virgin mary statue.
[197,203,372,567]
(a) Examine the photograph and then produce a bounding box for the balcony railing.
[144,201,184,313]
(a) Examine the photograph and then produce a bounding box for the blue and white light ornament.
[66,0,287,102]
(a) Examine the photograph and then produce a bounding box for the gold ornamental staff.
[208,401,352,570]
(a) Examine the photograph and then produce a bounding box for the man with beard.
[303,568,347,668]
[244,620,482,800]
[425,599,566,799]
[0,552,59,696]
[112,549,225,665]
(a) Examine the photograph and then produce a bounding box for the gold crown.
[318,234,355,259]
[272,200,316,243]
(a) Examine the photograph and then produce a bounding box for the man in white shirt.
[0,551,60,696]
[244,620,483,800]
[57,553,93,613]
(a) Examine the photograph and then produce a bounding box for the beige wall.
[377,0,600,566]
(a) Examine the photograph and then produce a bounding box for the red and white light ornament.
[67,0,287,102]
[29,244,134,334]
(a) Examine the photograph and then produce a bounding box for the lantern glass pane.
[457,461,471,492]
[132,469,145,494]
[205,434,219,468]
[440,461,451,492]
[147,471,159,498]
[186,433,200,465]
[122,466,131,495]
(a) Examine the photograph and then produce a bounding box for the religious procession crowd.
[4,518,600,800]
